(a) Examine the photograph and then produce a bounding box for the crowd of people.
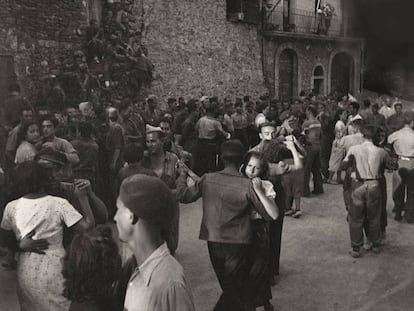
[0,81,413,311]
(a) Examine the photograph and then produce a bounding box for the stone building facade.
[0,0,88,101]
[0,0,363,104]
[261,0,364,99]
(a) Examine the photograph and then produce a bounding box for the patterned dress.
[328,120,347,172]
[1,195,82,311]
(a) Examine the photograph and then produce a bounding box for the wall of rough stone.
[140,0,268,100]
[0,0,87,101]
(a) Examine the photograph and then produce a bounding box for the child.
[240,150,278,311]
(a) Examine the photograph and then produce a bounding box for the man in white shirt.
[115,174,194,311]
[387,111,414,222]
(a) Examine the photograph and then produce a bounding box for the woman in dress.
[327,108,348,184]
[15,120,41,164]
[241,150,278,311]
[0,161,93,311]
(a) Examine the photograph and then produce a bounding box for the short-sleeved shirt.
[388,127,414,157]
[231,112,248,129]
[340,133,365,154]
[124,242,195,311]
[142,151,179,189]
[1,195,82,243]
[196,116,223,139]
[302,119,321,145]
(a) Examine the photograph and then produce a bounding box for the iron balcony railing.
[262,8,359,38]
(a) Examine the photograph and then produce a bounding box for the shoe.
[379,231,386,244]
[327,179,339,185]
[372,246,381,254]
[284,210,294,216]
[363,240,373,251]
[394,213,403,221]
[349,248,361,258]
[293,210,302,218]
[312,190,324,195]
[264,301,275,311]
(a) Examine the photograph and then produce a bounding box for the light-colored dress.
[0,195,82,311]
[251,180,276,219]
[15,140,38,164]
[329,120,346,172]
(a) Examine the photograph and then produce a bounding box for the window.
[312,65,325,95]
[226,0,259,24]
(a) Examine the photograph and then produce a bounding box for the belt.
[358,178,380,182]
[398,155,414,161]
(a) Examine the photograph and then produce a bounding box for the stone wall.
[263,35,363,98]
[0,0,87,101]
[140,0,268,100]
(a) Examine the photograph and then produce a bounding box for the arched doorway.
[313,65,324,95]
[278,49,298,101]
[330,52,354,96]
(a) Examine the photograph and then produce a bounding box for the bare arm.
[72,184,95,232]
[252,178,278,220]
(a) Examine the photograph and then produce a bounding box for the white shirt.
[124,242,194,311]
[388,127,414,157]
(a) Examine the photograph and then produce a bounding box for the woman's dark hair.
[13,161,49,195]
[240,151,269,179]
[17,120,39,145]
[41,115,59,128]
[262,139,291,164]
[63,226,122,310]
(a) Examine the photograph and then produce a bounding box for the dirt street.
[1,173,414,310]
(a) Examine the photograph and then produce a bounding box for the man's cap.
[146,124,163,134]
[119,174,175,225]
[35,147,68,167]
[255,114,268,128]
[221,140,244,158]
[200,96,209,102]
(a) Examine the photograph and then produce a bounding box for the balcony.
[261,8,360,40]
